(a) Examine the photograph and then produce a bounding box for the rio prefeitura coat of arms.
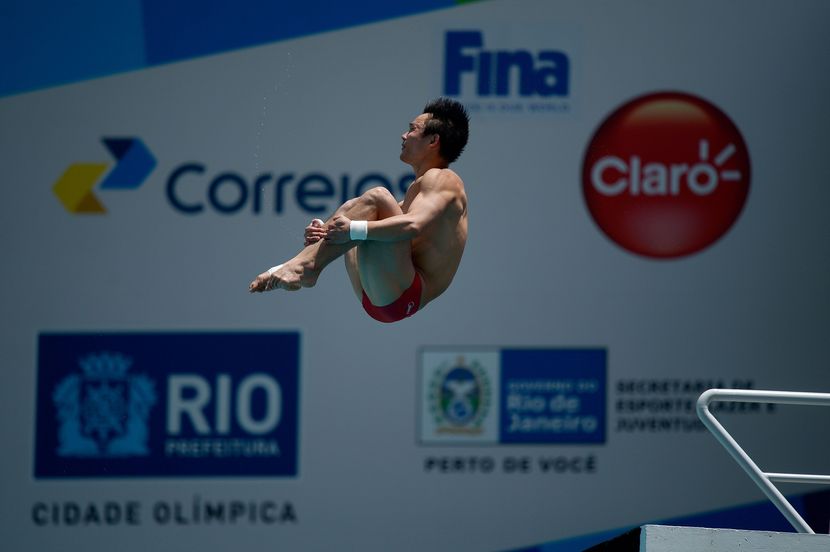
[52,352,156,457]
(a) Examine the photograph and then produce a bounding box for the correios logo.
[53,138,156,214]
[53,137,411,216]
[582,92,751,258]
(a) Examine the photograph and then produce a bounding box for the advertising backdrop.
[2,1,829,550]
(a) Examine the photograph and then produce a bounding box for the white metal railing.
[696,389,830,534]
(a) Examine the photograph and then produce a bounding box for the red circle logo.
[582,92,751,258]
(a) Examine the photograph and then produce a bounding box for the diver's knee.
[363,186,396,207]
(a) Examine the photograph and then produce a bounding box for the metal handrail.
[696,389,830,534]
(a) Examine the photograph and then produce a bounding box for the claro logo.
[582,92,751,258]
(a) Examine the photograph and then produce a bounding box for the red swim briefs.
[361,273,422,323]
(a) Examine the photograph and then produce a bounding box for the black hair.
[422,97,470,164]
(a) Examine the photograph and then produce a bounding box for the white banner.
[2,1,829,550]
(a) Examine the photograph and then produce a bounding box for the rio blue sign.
[35,332,300,478]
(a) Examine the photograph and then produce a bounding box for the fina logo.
[428,357,491,435]
[443,30,571,114]
[52,352,156,457]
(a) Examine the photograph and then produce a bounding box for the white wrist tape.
[349,220,368,240]
[267,264,283,275]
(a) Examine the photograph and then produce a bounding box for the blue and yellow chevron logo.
[53,138,156,214]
